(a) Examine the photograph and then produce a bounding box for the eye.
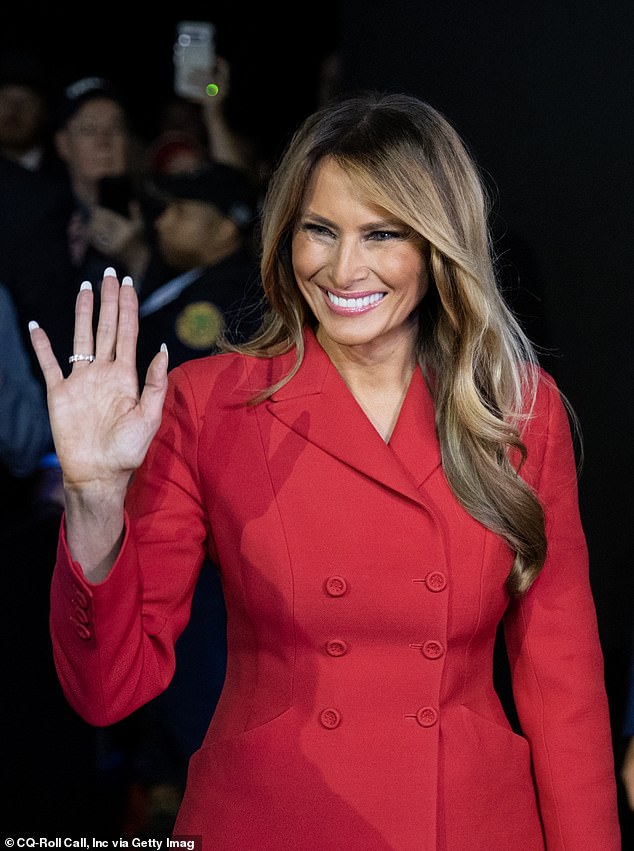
[367,230,401,242]
[300,222,335,238]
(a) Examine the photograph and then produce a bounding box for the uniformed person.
[136,161,263,377]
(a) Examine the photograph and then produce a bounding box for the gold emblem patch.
[175,301,224,350]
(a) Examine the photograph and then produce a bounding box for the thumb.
[139,344,169,425]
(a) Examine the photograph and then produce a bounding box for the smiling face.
[291,157,429,364]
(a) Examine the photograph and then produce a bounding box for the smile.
[326,290,386,314]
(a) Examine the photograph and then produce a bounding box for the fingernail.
[80,280,92,291]
[28,320,39,332]
[121,276,134,287]
[160,343,168,355]
[104,266,116,277]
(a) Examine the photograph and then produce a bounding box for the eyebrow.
[301,211,402,230]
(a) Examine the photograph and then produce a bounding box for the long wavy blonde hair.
[225,90,549,595]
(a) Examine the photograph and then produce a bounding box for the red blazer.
[51,328,621,850]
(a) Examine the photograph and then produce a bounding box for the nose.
[328,236,369,290]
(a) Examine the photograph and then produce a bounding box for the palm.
[30,272,168,491]
[49,361,149,484]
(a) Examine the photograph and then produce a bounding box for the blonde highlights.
[228,91,549,595]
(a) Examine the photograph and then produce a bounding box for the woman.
[30,91,620,849]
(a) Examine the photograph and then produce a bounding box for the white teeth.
[327,291,384,308]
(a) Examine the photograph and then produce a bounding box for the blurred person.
[30,91,620,849]
[0,51,76,370]
[146,130,209,177]
[0,48,63,174]
[0,284,53,478]
[198,56,270,186]
[160,54,270,193]
[54,76,151,287]
[152,92,209,150]
[136,160,263,376]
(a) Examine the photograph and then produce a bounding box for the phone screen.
[173,21,216,100]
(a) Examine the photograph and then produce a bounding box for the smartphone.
[98,175,134,217]
[173,20,216,100]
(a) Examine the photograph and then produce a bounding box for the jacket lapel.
[264,329,442,507]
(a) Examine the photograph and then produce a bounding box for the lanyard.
[138,267,203,318]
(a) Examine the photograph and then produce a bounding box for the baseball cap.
[57,76,127,127]
[150,162,259,231]
[147,131,209,176]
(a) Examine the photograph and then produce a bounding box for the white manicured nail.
[121,276,134,287]
[104,266,116,277]
[80,280,92,291]
[28,320,39,332]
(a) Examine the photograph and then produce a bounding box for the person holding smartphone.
[54,76,151,288]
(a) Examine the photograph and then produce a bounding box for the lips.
[325,290,385,314]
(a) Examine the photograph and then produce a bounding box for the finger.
[138,345,169,432]
[114,275,139,364]
[70,280,95,367]
[28,321,63,388]
[94,267,121,361]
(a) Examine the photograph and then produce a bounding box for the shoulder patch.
[175,301,224,349]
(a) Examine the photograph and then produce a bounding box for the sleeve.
[502,374,621,850]
[0,284,53,476]
[49,365,214,726]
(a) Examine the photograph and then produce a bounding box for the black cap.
[57,76,126,127]
[151,162,259,231]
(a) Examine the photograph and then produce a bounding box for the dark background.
[2,0,632,838]
[0,1,341,164]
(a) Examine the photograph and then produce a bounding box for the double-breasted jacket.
[50,328,621,849]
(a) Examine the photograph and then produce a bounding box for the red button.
[325,576,348,597]
[73,587,89,607]
[319,708,342,729]
[425,571,447,592]
[73,606,89,625]
[422,640,444,659]
[415,706,438,727]
[325,639,348,657]
[74,622,92,641]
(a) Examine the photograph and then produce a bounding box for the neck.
[315,324,419,442]
[316,323,418,392]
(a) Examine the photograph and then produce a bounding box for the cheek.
[291,234,327,282]
[381,250,429,301]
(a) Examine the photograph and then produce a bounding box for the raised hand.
[29,268,168,580]
[30,268,168,496]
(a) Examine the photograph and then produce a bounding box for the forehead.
[69,97,125,124]
[0,83,42,103]
[302,157,393,219]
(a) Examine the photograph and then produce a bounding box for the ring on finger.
[68,353,95,364]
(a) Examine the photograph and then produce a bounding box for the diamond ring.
[68,354,95,364]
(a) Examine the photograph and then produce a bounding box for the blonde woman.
[30,91,620,849]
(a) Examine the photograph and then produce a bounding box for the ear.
[54,129,70,161]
